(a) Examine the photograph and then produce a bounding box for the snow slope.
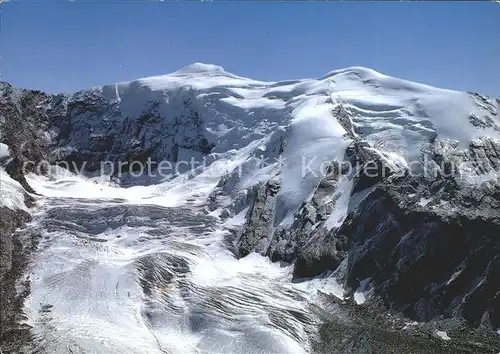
[0,143,28,211]
[0,167,28,211]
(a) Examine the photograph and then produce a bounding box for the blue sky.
[2,1,499,96]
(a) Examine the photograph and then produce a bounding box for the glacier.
[1,63,500,353]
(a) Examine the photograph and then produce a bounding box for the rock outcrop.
[0,83,53,192]
[237,177,281,257]
[0,84,44,351]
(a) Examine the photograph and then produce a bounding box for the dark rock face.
[0,207,31,279]
[0,82,216,181]
[342,174,500,325]
[0,207,34,350]
[329,135,500,329]
[0,83,44,351]
[0,83,54,192]
[293,227,347,279]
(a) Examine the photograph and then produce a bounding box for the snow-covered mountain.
[1,63,500,353]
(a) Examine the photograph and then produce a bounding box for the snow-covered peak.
[172,62,235,77]
[321,66,384,80]
[27,63,500,225]
[75,65,500,228]
[99,63,270,100]
[74,63,500,187]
